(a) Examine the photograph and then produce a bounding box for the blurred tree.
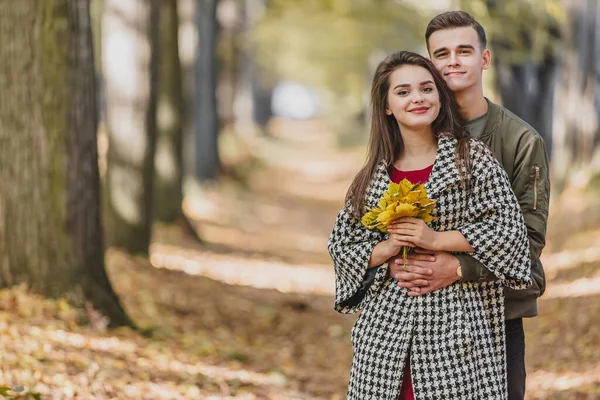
[102,0,161,254]
[0,0,131,327]
[467,0,563,155]
[195,0,221,180]
[154,0,185,223]
[550,0,600,189]
[218,0,240,128]
[464,0,600,191]
[235,0,272,134]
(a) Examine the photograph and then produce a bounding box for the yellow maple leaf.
[401,191,422,205]
[361,209,381,229]
[387,182,400,195]
[398,179,414,197]
[395,203,419,216]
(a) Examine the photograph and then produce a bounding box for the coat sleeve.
[456,143,532,289]
[328,203,389,314]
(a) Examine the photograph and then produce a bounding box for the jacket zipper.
[533,166,540,210]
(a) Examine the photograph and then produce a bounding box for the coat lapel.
[425,136,461,199]
[371,136,461,202]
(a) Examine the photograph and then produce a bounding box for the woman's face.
[385,64,441,130]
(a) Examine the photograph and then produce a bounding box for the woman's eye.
[423,87,433,93]
[398,90,409,96]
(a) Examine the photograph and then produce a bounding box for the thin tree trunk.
[235,0,271,135]
[194,0,220,180]
[154,0,184,223]
[102,0,160,254]
[0,0,130,327]
[486,0,559,156]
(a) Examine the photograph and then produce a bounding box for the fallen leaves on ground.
[0,249,355,399]
[3,123,600,399]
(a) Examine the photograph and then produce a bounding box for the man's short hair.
[425,11,487,51]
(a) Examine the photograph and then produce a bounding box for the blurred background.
[0,0,599,398]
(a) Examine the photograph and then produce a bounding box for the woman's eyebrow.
[393,80,434,90]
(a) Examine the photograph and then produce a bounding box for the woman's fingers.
[387,227,414,235]
[388,221,416,230]
[389,235,416,247]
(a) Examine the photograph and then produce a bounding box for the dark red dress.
[389,163,434,400]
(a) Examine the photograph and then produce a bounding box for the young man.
[389,11,550,400]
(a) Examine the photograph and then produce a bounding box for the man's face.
[427,26,491,93]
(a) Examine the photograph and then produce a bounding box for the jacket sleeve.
[509,133,550,295]
[456,144,532,289]
[455,253,495,282]
[328,203,389,314]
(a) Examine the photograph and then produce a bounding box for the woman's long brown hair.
[346,51,471,219]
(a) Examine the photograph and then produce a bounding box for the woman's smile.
[408,106,430,114]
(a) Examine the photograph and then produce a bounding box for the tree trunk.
[154,0,184,223]
[0,0,130,327]
[551,0,600,188]
[235,0,272,135]
[194,0,220,181]
[102,0,161,254]
[486,0,560,156]
[493,59,558,155]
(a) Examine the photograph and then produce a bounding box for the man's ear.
[482,48,492,70]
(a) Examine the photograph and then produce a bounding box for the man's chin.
[444,80,473,93]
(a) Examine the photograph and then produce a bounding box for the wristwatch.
[455,258,463,280]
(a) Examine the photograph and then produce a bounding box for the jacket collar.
[480,98,502,140]
[373,136,460,200]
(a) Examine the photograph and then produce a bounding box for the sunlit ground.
[1,118,600,399]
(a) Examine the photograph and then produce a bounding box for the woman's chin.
[402,118,436,130]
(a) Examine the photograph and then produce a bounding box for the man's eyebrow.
[432,44,475,57]
[432,47,448,57]
[393,80,434,90]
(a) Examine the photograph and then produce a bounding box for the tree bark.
[0,0,130,327]
[102,0,161,254]
[194,0,220,181]
[154,0,184,223]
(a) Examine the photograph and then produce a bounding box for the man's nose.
[448,52,460,67]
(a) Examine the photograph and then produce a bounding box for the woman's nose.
[412,92,424,103]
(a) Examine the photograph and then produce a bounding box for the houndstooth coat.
[328,137,532,400]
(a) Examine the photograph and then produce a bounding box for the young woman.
[328,51,531,399]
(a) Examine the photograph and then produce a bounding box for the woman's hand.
[387,217,439,251]
[384,233,416,258]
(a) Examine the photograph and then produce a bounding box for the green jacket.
[456,99,550,319]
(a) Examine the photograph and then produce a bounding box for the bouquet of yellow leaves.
[361,178,436,265]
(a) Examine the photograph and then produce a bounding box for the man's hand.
[389,249,461,296]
